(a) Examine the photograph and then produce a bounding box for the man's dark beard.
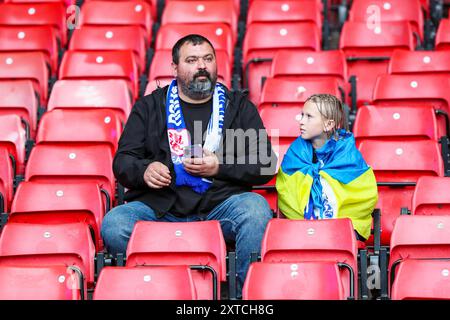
[178,69,217,101]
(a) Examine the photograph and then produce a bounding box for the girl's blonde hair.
[305,94,349,139]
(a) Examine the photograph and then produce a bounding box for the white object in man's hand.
[143,161,172,189]
[183,149,219,177]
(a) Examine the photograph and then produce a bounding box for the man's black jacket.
[113,85,277,217]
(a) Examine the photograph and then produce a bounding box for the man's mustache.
[193,70,211,80]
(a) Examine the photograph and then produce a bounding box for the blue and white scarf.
[166,79,226,194]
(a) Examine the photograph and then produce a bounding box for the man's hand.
[183,149,219,177]
[143,161,171,189]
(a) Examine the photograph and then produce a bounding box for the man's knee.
[236,193,273,224]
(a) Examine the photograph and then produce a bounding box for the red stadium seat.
[359,139,445,245]
[388,50,450,76]
[340,21,415,106]
[59,50,139,99]
[247,0,322,30]
[149,50,231,88]
[93,266,197,300]
[0,265,84,300]
[0,80,38,135]
[412,177,450,216]
[69,26,148,74]
[243,22,321,104]
[259,105,300,141]
[144,79,171,95]
[435,18,450,51]
[0,2,67,45]
[0,26,58,75]
[126,220,227,300]
[0,222,95,286]
[47,79,133,123]
[389,216,450,288]
[349,0,424,40]
[5,0,76,7]
[161,1,238,41]
[0,114,28,175]
[25,144,116,203]
[9,181,108,251]
[391,259,450,300]
[82,0,157,21]
[372,74,450,137]
[270,50,348,102]
[36,109,122,155]
[0,146,14,213]
[0,52,49,104]
[155,23,234,64]
[353,105,441,143]
[164,0,240,15]
[79,0,153,45]
[242,261,347,300]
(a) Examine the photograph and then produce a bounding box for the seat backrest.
[412,177,450,216]
[36,109,122,154]
[259,105,301,140]
[0,80,38,132]
[389,215,450,270]
[435,19,450,51]
[242,261,345,300]
[0,51,49,103]
[47,79,132,123]
[0,222,95,284]
[353,105,440,143]
[391,259,450,300]
[0,264,84,300]
[388,50,450,76]
[59,50,139,99]
[93,266,197,300]
[126,220,227,300]
[0,114,27,174]
[79,0,153,44]
[348,0,423,40]
[25,144,115,197]
[359,139,444,182]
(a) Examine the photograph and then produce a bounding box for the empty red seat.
[435,18,450,51]
[0,222,95,286]
[389,215,450,287]
[126,220,227,300]
[36,109,122,155]
[0,26,58,75]
[0,114,28,175]
[0,52,49,104]
[412,177,450,216]
[25,144,116,203]
[261,218,359,299]
[340,21,414,106]
[353,105,441,143]
[155,23,234,64]
[59,50,139,99]
[164,0,240,15]
[391,259,450,300]
[149,49,231,88]
[69,26,147,74]
[243,261,346,300]
[247,0,322,30]
[359,139,444,245]
[0,146,14,213]
[5,0,77,7]
[82,0,157,21]
[93,266,197,300]
[9,181,107,251]
[47,79,133,123]
[80,0,153,45]
[0,2,67,45]
[388,50,450,76]
[349,0,424,40]
[259,105,300,141]
[0,264,84,300]
[0,80,38,135]
[161,1,238,42]
[243,22,321,104]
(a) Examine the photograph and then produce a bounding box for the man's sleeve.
[214,99,278,185]
[113,99,153,190]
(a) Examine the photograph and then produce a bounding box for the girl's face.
[298,101,334,149]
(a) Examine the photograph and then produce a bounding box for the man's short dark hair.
[172,34,216,64]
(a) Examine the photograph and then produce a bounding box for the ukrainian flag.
[276,131,378,240]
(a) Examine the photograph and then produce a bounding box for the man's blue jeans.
[101,192,273,296]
